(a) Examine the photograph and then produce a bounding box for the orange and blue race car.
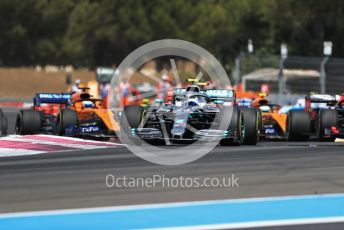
[237,93,287,140]
[61,88,119,139]
[16,89,119,139]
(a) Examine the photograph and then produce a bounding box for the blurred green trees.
[0,0,343,67]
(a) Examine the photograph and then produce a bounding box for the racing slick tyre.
[121,105,144,129]
[317,109,338,142]
[0,109,7,135]
[257,110,263,141]
[16,109,42,135]
[241,108,259,145]
[220,106,244,146]
[57,109,78,135]
[121,105,146,145]
[286,110,311,141]
[0,115,7,136]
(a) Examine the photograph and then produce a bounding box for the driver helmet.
[82,100,94,108]
[259,105,271,113]
[186,85,200,93]
[187,96,199,107]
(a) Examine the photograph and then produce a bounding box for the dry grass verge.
[0,68,94,99]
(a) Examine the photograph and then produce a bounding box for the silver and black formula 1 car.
[120,84,260,146]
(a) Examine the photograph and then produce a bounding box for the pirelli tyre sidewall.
[0,116,7,136]
[57,109,78,135]
[317,109,338,142]
[16,109,42,135]
[241,108,259,145]
[220,106,243,146]
[286,110,311,141]
[121,105,144,129]
[257,109,263,130]
[0,111,7,136]
[120,105,145,146]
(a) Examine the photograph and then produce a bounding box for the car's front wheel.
[241,108,259,145]
[57,109,78,135]
[220,106,243,146]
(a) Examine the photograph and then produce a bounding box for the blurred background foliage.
[0,0,343,68]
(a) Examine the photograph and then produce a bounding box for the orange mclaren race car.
[238,93,287,140]
[16,89,119,139]
[60,87,120,138]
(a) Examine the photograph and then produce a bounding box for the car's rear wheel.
[0,116,7,136]
[0,110,7,136]
[286,110,311,141]
[57,109,78,135]
[241,108,259,145]
[16,109,42,135]
[317,109,337,142]
[0,109,7,136]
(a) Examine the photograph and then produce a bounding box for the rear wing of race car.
[237,98,253,108]
[305,94,340,105]
[306,94,339,103]
[202,89,236,106]
[33,93,71,106]
[304,94,341,111]
[172,88,236,103]
[203,89,236,102]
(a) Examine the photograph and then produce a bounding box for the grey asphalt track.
[1,141,344,214]
[1,107,344,229]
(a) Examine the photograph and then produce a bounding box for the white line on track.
[153,217,344,230]
[0,134,124,157]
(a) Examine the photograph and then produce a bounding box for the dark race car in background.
[286,94,344,141]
